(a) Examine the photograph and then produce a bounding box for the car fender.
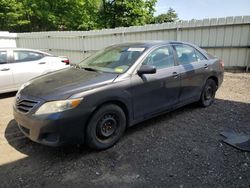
[71,81,133,125]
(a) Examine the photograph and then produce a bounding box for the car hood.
[20,67,119,101]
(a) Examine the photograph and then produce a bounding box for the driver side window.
[142,46,175,69]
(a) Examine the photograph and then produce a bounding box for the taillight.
[219,60,224,69]
[62,59,70,65]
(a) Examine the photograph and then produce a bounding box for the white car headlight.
[35,98,83,115]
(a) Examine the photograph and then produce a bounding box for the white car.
[0,48,70,94]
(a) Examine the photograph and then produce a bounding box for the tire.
[85,104,126,150]
[199,79,217,107]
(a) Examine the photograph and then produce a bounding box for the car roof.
[0,48,52,55]
[110,40,208,59]
[111,40,199,48]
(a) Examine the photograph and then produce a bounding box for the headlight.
[35,98,83,115]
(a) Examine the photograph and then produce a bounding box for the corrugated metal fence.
[6,16,250,69]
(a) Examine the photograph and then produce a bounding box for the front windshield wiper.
[80,66,98,72]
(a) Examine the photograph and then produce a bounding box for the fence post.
[122,30,125,43]
[176,23,181,41]
[246,51,250,72]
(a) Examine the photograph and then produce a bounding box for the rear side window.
[13,51,44,63]
[195,50,206,61]
[174,44,206,65]
[0,51,7,64]
[142,46,175,69]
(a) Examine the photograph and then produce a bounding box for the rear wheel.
[86,104,126,150]
[199,79,217,107]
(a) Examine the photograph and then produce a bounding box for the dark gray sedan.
[13,41,224,149]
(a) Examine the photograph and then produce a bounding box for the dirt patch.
[0,73,249,187]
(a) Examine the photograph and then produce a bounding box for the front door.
[130,45,181,120]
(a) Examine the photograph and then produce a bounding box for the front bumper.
[13,105,91,146]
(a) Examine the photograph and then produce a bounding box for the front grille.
[16,99,39,113]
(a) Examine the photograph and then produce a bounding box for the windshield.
[79,46,146,74]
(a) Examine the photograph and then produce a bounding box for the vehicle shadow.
[125,102,199,135]
[0,91,17,99]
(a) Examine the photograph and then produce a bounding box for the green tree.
[153,8,178,24]
[100,0,157,28]
[0,0,29,32]
[19,0,101,31]
[0,0,179,32]
[77,0,102,30]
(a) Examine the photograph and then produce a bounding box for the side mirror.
[137,65,156,75]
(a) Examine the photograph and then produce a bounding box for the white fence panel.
[2,16,250,69]
[0,32,16,48]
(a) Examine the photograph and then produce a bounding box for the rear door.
[10,50,50,87]
[172,44,208,102]
[0,50,14,91]
[130,45,181,120]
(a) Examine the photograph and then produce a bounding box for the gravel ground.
[0,72,249,188]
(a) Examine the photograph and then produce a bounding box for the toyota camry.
[13,41,224,149]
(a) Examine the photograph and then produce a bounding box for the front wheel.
[199,79,217,107]
[85,104,126,150]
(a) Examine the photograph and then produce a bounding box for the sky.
[155,0,250,20]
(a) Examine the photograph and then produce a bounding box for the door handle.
[0,68,10,71]
[38,62,46,64]
[172,72,178,78]
[204,64,208,69]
